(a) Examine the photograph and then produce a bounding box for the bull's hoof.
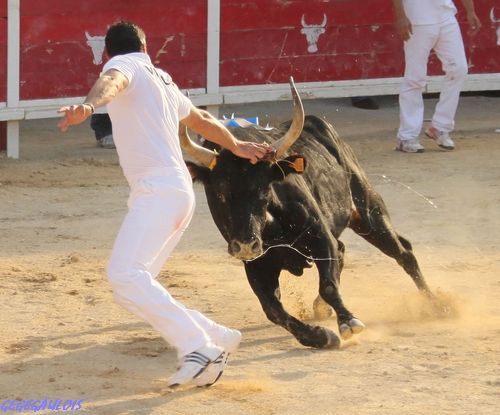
[426,291,459,319]
[313,296,334,320]
[298,326,340,349]
[339,318,365,340]
[323,328,341,349]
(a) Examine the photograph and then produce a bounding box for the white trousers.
[107,168,226,358]
[398,17,468,141]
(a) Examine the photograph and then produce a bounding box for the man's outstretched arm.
[57,69,128,132]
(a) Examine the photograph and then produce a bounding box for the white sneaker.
[425,127,455,150]
[167,344,223,388]
[194,328,241,388]
[395,138,425,153]
[194,350,228,387]
[97,134,116,149]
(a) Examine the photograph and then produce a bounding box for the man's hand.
[392,0,412,41]
[466,12,481,36]
[57,104,94,132]
[395,14,413,41]
[182,107,274,164]
[232,140,273,164]
[58,69,128,132]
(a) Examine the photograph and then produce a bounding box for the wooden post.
[7,0,20,158]
[206,0,220,118]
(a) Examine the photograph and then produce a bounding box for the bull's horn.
[491,7,500,23]
[179,123,217,168]
[301,14,309,28]
[321,13,327,27]
[272,77,305,158]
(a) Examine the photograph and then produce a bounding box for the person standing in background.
[90,113,115,149]
[392,0,481,153]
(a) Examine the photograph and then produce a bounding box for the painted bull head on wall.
[491,8,500,46]
[300,14,327,53]
[85,32,106,65]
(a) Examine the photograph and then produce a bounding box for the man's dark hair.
[105,21,146,57]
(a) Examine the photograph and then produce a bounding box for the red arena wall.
[219,0,500,86]
[19,0,207,100]
[8,0,500,101]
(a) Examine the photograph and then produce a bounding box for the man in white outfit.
[392,0,481,153]
[58,21,271,388]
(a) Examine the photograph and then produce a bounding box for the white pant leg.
[107,173,215,358]
[398,24,439,141]
[431,18,468,133]
[143,177,231,346]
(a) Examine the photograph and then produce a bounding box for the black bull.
[183,82,439,349]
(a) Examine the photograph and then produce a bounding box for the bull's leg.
[313,239,345,320]
[314,240,365,340]
[350,200,431,294]
[244,260,340,349]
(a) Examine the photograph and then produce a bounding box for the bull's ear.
[185,161,211,184]
[272,155,307,179]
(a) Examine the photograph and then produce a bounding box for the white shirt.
[102,53,193,179]
[402,0,457,25]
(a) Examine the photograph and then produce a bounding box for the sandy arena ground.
[0,94,499,414]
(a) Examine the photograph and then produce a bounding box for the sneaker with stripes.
[194,328,242,387]
[194,350,228,387]
[395,138,424,153]
[167,344,224,388]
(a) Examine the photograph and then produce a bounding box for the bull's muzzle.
[229,238,263,261]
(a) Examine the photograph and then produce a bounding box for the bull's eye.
[218,193,226,203]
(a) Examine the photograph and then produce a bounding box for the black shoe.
[351,97,379,110]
